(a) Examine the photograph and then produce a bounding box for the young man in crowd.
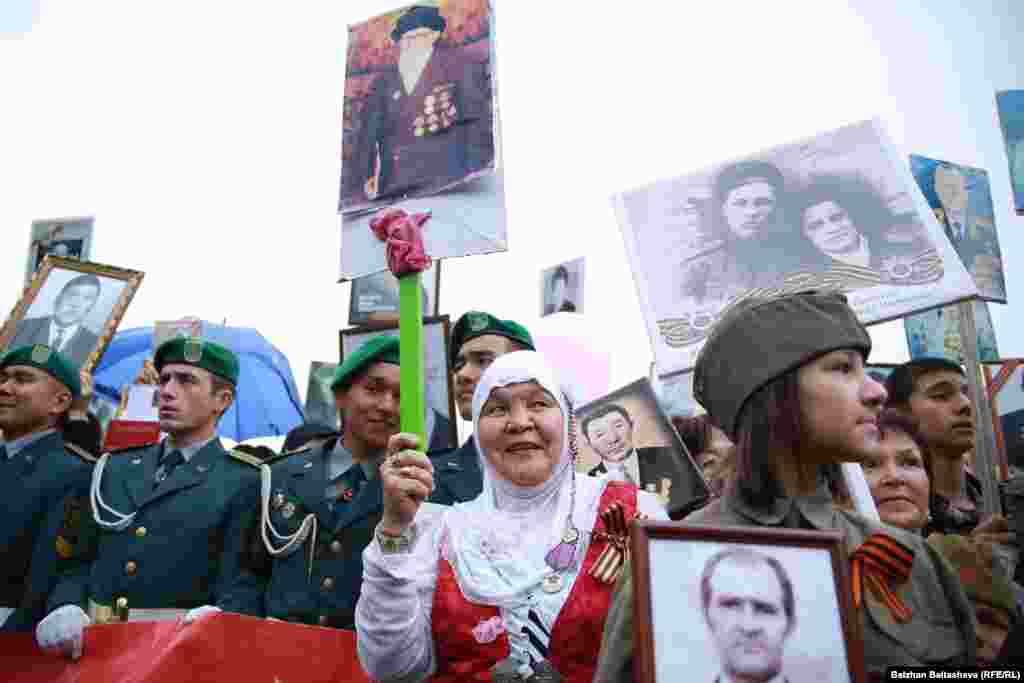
[428,311,534,505]
[36,337,259,659]
[0,345,94,633]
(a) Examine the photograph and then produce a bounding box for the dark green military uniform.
[229,436,386,628]
[0,431,94,631]
[47,438,262,616]
[593,483,977,681]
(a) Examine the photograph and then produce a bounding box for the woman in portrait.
[862,409,1016,667]
[356,351,666,682]
[595,291,976,681]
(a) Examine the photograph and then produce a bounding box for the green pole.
[399,272,426,449]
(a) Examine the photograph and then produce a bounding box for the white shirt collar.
[398,44,434,94]
[50,321,81,350]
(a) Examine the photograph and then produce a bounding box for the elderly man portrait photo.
[702,547,797,683]
[10,273,102,367]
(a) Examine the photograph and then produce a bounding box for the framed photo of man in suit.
[339,315,456,453]
[575,378,708,519]
[24,216,94,286]
[631,523,864,683]
[348,261,441,327]
[0,256,144,372]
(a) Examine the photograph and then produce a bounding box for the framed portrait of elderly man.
[338,0,497,214]
[348,261,441,326]
[0,256,143,372]
[339,315,456,453]
[632,523,865,683]
[615,119,979,376]
[24,216,94,286]
[575,378,708,519]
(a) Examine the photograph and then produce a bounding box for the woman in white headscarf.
[355,351,666,682]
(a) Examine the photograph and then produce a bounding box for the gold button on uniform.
[125,561,137,576]
[329,540,342,554]
[135,527,147,538]
[318,615,329,626]
[321,577,334,591]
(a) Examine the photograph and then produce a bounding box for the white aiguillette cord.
[259,464,317,579]
[91,454,136,532]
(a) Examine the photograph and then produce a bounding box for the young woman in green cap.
[594,290,975,681]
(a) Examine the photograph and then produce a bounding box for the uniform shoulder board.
[65,443,97,464]
[229,448,265,468]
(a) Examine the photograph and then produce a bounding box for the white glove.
[36,605,91,660]
[183,605,221,624]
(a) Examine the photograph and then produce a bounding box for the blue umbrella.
[92,323,305,442]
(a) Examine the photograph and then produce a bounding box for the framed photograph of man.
[614,118,978,375]
[904,300,999,363]
[909,155,1006,302]
[305,361,342,430]
[348,261,441,327]
[338,0,497,214]
[632,523,864,683]
[339,315,456,453]
[0,256,144,372]
[540,257,584,316]
[575,378,708,519]
[25,216,93,285]
[985,360,1024,475]
[153,317,204,350]
[996,90,1024,216]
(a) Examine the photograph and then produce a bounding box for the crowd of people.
[1,292,1021,680]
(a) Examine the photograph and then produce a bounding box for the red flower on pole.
[369,207,432,277]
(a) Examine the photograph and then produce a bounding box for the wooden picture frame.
[632,522,865,683]
[338,315,457,454]
[576,378,709,520]
[347,261,442,327]
[1,255,144,373]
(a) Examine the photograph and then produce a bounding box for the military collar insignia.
[184,339,203,364]
[31,344,51,364]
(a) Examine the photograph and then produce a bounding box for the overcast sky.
[1,1,1022,420]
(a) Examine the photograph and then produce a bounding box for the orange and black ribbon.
[850,533,915,623]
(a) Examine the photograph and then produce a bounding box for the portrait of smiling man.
[702,547,796,683]
[11,274,103,368]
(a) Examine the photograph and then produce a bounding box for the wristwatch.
[376,522,416,554]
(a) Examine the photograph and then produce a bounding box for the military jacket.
[427,435,483,506]
[47,438,261,614]
[229,438,386,629]
[593,483,976,682]
[0,431,94,631]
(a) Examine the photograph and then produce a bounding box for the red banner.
[0,613,373,683]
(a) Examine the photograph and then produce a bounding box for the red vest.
[429,481,638,682]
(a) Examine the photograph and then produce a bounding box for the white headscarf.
[443,351,607,609]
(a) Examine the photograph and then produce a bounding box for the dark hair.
[711,160,786,243]
[877,409,933,482]
[701,547,796,633]
[672,414,712,457]
[792,175,894,258]
[884,357,964,406]
[550,265,570,289]
[581,403,632,442]
[391,5,446,42]
[57,273,101,300]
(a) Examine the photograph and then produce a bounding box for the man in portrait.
[353,4,491,203]
[701,547,797,683]
[11,274,102,367]
[583,403,687,516]
[543,265,576,315]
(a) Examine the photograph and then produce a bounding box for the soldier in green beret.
[220,335,404,629]
[36,337,262,659]
[428,311,535,505]
[0,345,94,636]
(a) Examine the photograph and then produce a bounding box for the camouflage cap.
[0,344,82,398]
[450,311,535,366]
[154,337,240,385]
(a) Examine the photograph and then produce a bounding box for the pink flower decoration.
[471,616,506,644]
[369,207,432,277]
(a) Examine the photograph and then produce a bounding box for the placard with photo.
[305,361,342,430]
[540,257,584,316]
[348,261,440,327]
[25,216,93,286]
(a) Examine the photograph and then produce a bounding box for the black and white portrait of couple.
[540,258,584,317]
[636,526,860,683]
[2,258,143,371]
[616,119,979,375]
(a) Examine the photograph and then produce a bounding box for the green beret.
[0,345,81,398]
[927,533,1017,614]
[450,311,535,365]
[154,337,239,385]
[694,291,870,438]
[332,335,400,391]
